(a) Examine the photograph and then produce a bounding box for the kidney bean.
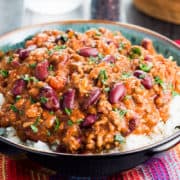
[79,47,98,57]
[11,60,20,68]
[133,70,146,79]
[109,83,126,104]
[18,49,30,60]
[128,118,139,132]
[141,38,152,50]
[144,54,153,61]
[84,88,101,109]
[102,55,115,63]
[12,79,26,96]
[40,86,60,110]
[35,60,49,81]
[141,76,153,89]
[62,89,75,109]
[81,114,98,127]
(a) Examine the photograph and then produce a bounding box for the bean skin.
[141,76,153,89]
[102,55,115,63]
[141,38,152,50]
[18,49,30,60]
[79,47,98,57]
[84,88,101,109]
[81,114,98,127]
[39,86,59,110]
[35,60,49,81]
[109,83,126,104]
[12,79,26,96]
[133,70,146,79]
[62,89,75,109]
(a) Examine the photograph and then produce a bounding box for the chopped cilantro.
[139,63,152,72]
[29,63,37,68]
[98,69,108,84]
[30,116,40,133]
[89,56,98,64]
[53,45,66,51]
[54,118,60,131]
[114,134,125,143]
[30,125,38,133]
[172,90,180,97]
[0,69,9,78]
[48,64,54,71]
[154,76,164,87]
[49,111,54,115]
[113,108,127,118]
[129,47,141,59]
[21,74,38,82]
[104,87,110,92]
[124,95,131,100]
[40,96,48,104]
[119,42,125,51]
[64,108,72,116]
[7,56,13,63]
[67,120,74,126]
[15,95,21,101]
[98,53,104,60]
[30,96,36,104]
[121,72,132,79]
[76,119,84,125]
[10,105,19,113]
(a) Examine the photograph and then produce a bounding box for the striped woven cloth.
[0,40,179,180]
[0,143,179,180]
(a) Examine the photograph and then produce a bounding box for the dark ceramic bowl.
[0,20,179,177]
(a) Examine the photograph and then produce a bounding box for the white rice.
[0,93,179,153]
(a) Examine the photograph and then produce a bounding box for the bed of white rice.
[0,93,179,153]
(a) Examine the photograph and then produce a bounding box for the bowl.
[0,20,179,176]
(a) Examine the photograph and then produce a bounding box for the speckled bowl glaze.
[0,20,179,176]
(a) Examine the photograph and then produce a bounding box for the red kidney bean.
[141,38,152,50]
[109,83,126,104]
[102,55,115,63]
[133,70,146,79]
[35,60,49,81]
[40,86,60,110]
[18,49,30,60]
[11,60,20,68]
[62,89,75,109]
[79,47,98,57]
[128,118,139,132]
[12,79,26,96]
[141,76,153,89]
[84,88,101,109]
[81,114,98,127]
[144,54,153,61]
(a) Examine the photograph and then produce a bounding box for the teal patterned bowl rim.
[0,20,179,157]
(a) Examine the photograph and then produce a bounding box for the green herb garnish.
[98,53,104,60]
[53,45,67,51]
[76,119,84,125]
[121,72,132,79]
[129,47,141,59]
[46,130,51,136]
[98,69,108,84]
[10,105,19,113]
[104,87,110,92]
[67,120,74,126]
[119,42,125,51]
[64,108,72,116]
[0,69,9,78]
[29,63,37,68]
[139,63,152,72]
[49,111,54,115]
[154,76,164,87]
[40,96,48,104]
[54,118,60,131]
[30,116,40,133]
[89,56,98,64]
[48,64,54,71]
[114,134,125,143]
[30,96,36,104]
[15,95,21,102]
[113,108,127,118]
[7,56,13,63]
[60,35,68,42]
[172,90,180,97]
[21,75,38,83]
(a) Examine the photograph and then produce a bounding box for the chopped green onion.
[98,69,108,84]
[40,96,48,104]
[53,45,66,51]
[15,95,21,101]
[154,76,164,87]
[139,63,152,72]
[54,118,60,131]
[118,42,125,51]
[30,96,36,104]
[0,69,9,78]
[64,108,72,116]
[21,75,38,82]
[48,64,54,71]
[121,72,132,79]
[114,134,125,143]
[7,56,13,63]
[76,119,84,125]
[113,108,127,118]
[49,111,54,115]
[129,47,141,59]
[98,53,104,60]
[30,125,38,133]
[172,90,180,97]
[10,105,19,113]
[29,63,37,68]
[67,120,74,126]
